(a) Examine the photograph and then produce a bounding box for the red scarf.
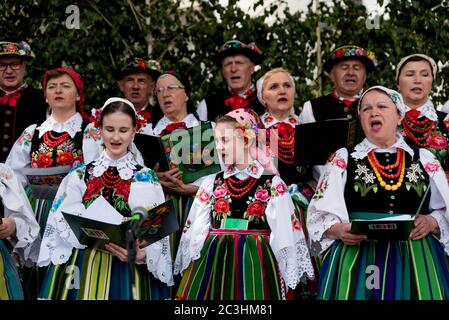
[224,87,255,110]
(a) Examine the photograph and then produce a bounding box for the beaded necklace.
[42,131,70,148]
[224,176,258,198]
[99,167,123,189]
[402,112,436,148]
[367,149,405,191]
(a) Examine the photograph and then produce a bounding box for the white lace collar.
[223,160,264,179]
[37,112,83,138]
[261,112,299,128]
[351,133,414,160]
[92,151,137,180]
[404,99,437,121]
[153,113,199,136]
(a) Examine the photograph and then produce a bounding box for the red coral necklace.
[225,176,257,198]
[42,131,70,147]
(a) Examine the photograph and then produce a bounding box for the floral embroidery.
[84,125,101,141]
[244,180,272,223]
[271,181,287,197]
[51,193,67,214]
[312,174,329,200]
[248,163,259,175]
[405,161,427,197]
[427,133,448,150]
[327,152,347,169]
[353,162,378,197]
[17,129,33,147]
[265,116,273,123]
[133,169,159,184]
[196,188,211,205]
[424,161,441,173]
[183,218,192,233]
[288,117,298,125]
[211,177,232,220]
[291,210,302,231]
[31,133,83,168]
[255,189,270,202]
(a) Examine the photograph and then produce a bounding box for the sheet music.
[83,195,124,225]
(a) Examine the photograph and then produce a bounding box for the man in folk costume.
[299,45,377,124]
[117,56,164,134]
[0,37,47,162]
[197,40,266,121]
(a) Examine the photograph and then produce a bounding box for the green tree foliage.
[1,0,448,112]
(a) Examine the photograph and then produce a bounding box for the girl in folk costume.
[307,86,449,300]
[0,163,40,299]
[396,54,449,179]
[257,68,318,299]
[37,98,172,300]
[174,108,314,300]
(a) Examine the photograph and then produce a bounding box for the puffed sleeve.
[0,164,40,266]
[129,168,173,285]
[419,148,449,255]
[297,100,316,124]
[196,99,208,121]
[174,173,215,275]
[265,175,315,290]
[5,124,37,186]
[306,148,349,256]
[82,123,103,165]
[37,164,87,267]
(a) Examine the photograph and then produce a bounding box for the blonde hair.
[256,68,295,106]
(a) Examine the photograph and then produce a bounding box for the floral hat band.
[116,56,162,80]
[358,85,406,120]
[0,41,34,60]
[215,40,264,65]
[324,45,377,73]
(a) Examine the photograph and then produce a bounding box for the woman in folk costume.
[307,86,449,300]
[174,108,314,300]
[151,72,207,256]
[6,67,90,232]
[257,68,318,299]
[6,67,91,298]
[0,163,40,299]
[37,98,172,300]
[396,54,449,179]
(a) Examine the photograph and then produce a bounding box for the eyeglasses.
[0,61,23,71]
[155,84,185,96]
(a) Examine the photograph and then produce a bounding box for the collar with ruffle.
[37,112,83,138]
[153,113,199,136]
[92,151,137,180]
[351,133,414,160]
[261,112,299,128]
[404,99,437,121]
[224,160,264,179]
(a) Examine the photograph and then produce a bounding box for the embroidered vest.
[344,150,430,215]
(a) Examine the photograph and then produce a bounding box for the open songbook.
[20,165,71,200]
[62,196,179,249]
[350,212,415,241]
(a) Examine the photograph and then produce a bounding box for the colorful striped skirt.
[318,235,449,300]
[25,186,53,237]
[176,229,284,300]
[0,240,24,300]
[39,248,169,300]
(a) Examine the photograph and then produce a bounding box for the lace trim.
[146,236,174,286]
[351,134,414,160]
[92,151,137,180]
[274,237,315,289]
[37,113,83,138]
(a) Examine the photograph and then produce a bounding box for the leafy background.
[1,0,448,112]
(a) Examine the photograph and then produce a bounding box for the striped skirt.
[318,235,449,300]
[0,240,24,300]
[176,229,284,300]
[39,248,169,300]
[25,186,53,237]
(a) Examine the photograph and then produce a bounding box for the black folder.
[351,219,414,241]
[62,199,179,249]
[294,118,359,165]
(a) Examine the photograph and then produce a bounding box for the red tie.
[224,95,250,110]
[0,92,22,107]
